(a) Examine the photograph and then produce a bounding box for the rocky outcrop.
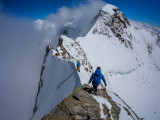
[42,85,121,120]
[42,87,102,120]
[97,89,121,120]
[42,84,142,120]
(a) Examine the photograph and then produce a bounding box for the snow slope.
[76,4,160,120]
[32,3,160,120]
[32,48,81,120]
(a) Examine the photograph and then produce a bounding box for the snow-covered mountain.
[32,4,160,120]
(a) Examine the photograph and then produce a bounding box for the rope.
[68,59,112,98]
[66,84,87,98]
[66,69,106,99]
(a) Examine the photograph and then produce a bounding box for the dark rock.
[147,43,153,57]
[156,35,160,47]
[55,53,60,56]
[42,106,72,120]
[41,86,105,120]
[57,37,63,47]
[102,104,110,117]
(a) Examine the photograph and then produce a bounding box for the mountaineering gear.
[67,84,87,98]
[89,68,107,86]
[76,61,81,72]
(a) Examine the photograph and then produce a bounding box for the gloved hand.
[104,84,107,91]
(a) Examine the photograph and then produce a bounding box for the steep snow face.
[32,48,81,120]
[54,35,94,84]
[77,3,136,75]
[130,20,160,34]
[92,4,132,49]
[76,3,160,120]
[32,35,94,119]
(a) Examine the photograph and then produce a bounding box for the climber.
[88,66,107,94]
[76,60,81,72]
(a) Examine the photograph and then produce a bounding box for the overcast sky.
[0,0,160,27]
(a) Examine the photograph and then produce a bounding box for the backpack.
[92,74,101,86]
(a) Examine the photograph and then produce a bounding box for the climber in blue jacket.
[88,66,107,93]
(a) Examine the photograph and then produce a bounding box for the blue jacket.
[89,69,106,86]
[77,61,81,67]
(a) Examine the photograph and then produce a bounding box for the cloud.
[0,11,50,120]
[0,0,106,120]
[35,0,106,47]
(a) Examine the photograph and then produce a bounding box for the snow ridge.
[33,3,160,120]
[32,47,81,120]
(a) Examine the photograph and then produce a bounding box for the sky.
[0,0,160,27]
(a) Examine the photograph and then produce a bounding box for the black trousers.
[92,85,98,92]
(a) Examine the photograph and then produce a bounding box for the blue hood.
[89,68,106,86]
[95,69,101,76]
